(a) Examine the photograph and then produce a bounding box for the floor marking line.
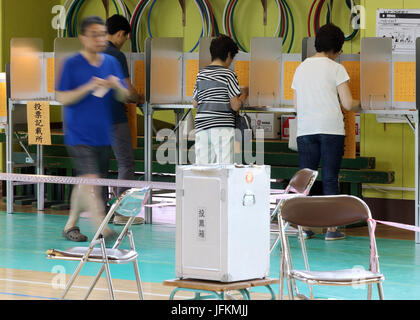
[0,291,59,300]
[0,278,192,299]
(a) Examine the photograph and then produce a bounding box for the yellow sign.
[27,101,51,145]
[234,60,250,87]
[134,60,145,96]
[0,81,6,118]
[125,103,138,149]
[283,61,301,101]
[47,58,55,93]
[342,109,356,159]
[394,62,415,103]
[342,61,360,100]
[186,59,199,97]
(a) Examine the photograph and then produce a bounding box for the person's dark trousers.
[67,145,111,205]
[296,134,345,195]
[111,121,136,197]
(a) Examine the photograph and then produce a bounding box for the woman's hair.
[315,24,345,54]
[210,34,239,62]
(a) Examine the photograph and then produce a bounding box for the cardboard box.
[247,112,281,139]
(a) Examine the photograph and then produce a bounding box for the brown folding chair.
[278,195,385,300]
[269,169,318,299]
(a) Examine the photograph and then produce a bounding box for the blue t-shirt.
[57,52,127,146]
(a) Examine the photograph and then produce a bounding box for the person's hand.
[241,86,249,98]
[349,100,362,113]
[106,75,122,89]
[87,76,109,92]
[138,93,145,104]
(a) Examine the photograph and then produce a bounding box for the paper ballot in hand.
[92,86,110,98]
[90,76,111,98]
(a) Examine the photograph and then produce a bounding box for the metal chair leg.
[133,260,144,300]
[281,246,296,300]
[169,288,180,300]
[270,233,280,253]
[83,265,105,300]
[240,289,251,300]
[377,283,384,300]
[286,274,295,300]
[83,231,143,300]
[285,235,300,296]
[100,238,115,300]
[128,230,144,299]
[60,258,88,300]
[298,227,314,299]
[265,285,276,300]
[279,252,285,300]
[367,284,372,300]
[84,225,139,299]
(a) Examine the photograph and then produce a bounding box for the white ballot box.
[175,164,271,282]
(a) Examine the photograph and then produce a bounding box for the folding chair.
[46,187,150,300]
[270,168,318,252]
[278,195,385,300]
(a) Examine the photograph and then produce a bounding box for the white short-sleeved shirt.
[291,57,350,137]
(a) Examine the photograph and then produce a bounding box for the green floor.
[1,211,420,300]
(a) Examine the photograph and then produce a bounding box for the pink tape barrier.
[367,218,420,271]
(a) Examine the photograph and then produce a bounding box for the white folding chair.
[278,195,385,300]
[46,187,150,300]
[270,168,318,252]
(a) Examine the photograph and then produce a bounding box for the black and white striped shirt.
[193,65,241,133]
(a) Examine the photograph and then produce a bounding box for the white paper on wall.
[376,9,420,54]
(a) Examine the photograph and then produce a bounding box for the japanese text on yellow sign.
[27,101,51,145]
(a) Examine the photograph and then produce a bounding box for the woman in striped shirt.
[192,34,248,164]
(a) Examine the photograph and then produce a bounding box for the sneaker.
[302,230,315,239]
[325,230,346,241]
[112,213,145,225]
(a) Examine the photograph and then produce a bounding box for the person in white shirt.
[291,23,361,241]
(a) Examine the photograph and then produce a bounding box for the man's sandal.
[62,226,88,242]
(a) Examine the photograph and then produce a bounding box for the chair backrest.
[286,169,318,195]
[279,195,382,280]
[92,187,150,243]
[113,188,150,217]
[280,195,371,228]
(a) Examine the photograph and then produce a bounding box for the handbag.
[235,110,254,143]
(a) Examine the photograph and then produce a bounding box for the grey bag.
[235,111,254,142]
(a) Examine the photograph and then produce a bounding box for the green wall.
[0,0,60,69]
[0,0,415,202]
[70,0,361,124]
